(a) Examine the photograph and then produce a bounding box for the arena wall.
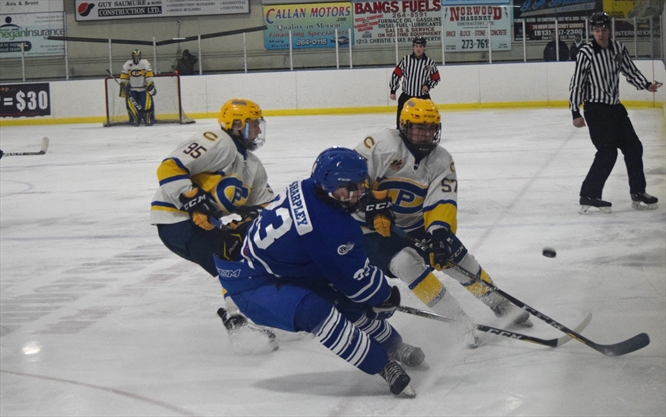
[1,60,664,126]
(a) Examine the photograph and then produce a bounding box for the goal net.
[104,73,195,126]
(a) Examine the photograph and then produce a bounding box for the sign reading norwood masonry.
[0,83,51,118]
[75,0,249,22]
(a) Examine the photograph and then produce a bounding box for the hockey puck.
[542,247,557,258]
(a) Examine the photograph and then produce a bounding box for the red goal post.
[104,73,195,126]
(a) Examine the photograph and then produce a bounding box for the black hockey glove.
[179,188,222,231]
[146,82,157,96]
[425,227,468,271]
[362,190,395,237]
[366,286,401,321]
[119,82,129,98]
[218,220,251,261]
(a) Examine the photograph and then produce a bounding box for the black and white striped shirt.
[569,39,650,117]
[390,53,440,96]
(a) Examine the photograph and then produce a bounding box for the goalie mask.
[311,147,369,212]
[131,49,141,65]
[218,98,266,151]
[399,98,441,159]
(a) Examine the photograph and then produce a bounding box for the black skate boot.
[631,193,658,210]
[388,342,427,368]
[379,360,416,397]
[579,196,612,214]
[217,308,279,353]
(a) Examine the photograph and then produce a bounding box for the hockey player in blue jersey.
[214,147,423,397]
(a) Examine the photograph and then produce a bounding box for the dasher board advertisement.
[263,3,353,50]
[0,13,65,58]
[75,0,249,22]
[0,83,51,118]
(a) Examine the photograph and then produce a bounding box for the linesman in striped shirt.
[390,36,441,129]
[569,12,661,213]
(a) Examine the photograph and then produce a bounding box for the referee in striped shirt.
[390,37,441,129]
[569,12,661,212]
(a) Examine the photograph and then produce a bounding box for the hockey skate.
[389,342,427,368]
[631,193,658,210]
[579,197,612,214]
[217,308,279,354]
[379,359,416,398]
[484,293,533,328]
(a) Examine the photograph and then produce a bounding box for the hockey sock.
[390,248,446,307]
[353,314,401,347]
[296,294,387,375]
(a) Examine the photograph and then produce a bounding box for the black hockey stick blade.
[582,332,650,357]
[391,226,650,356]
[3,137,49,156]
[399,305,593,348]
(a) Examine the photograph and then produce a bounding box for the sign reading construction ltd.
[75,0,249,21]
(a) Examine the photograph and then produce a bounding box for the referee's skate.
[631,192,658,210]
[579,197,612,214]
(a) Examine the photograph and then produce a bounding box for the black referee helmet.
[589,12,610,28]
[412,36,426,47]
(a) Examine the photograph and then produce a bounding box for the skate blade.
[579,205,612,214]
[398,383,417,398]
[631,201,658,210]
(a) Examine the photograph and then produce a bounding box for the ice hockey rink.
[1,108,664,416]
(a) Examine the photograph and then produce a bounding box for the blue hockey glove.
[362,189,394,237]
[367,286,400,320]
[425,227,468,270]
[179,188,222,231]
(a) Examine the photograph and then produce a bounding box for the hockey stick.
[398,305,592,348]
[391,226,650,356]
[106,69,142,111]
[2,137,49,156]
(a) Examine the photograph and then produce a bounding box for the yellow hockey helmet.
[131,49,141,64]
[218,98,266,151]
[399,98,441,158]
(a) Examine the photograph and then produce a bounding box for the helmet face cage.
[311,147,369,211]
[399,98,442,158]
[218,98,266,151]
[589,12,610,29]
[132,49,141,64]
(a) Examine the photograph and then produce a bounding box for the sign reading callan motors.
[0,83,51,118]
[75,0,249,21]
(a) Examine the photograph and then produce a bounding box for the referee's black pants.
[580,102,646,199]
[396,92,431,129]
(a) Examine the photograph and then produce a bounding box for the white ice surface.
[1,109,664,416]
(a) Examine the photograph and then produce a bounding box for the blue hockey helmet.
[311,147,368,211]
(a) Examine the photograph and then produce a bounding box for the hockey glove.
[119,82,129,98]
[218,220,251,261]
[362,190,395,237]
[179,188,222,231]
[367,286,401,320]
[425,227,468,271]
[146,82,157,96]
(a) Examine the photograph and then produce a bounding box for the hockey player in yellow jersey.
[355,98,532,346]
[151,98,278,353]
[120,49,156,126]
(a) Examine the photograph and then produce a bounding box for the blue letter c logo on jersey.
[216,177,250,212]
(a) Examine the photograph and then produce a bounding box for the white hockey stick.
[106,69,142,111]
[2,137,49,156]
